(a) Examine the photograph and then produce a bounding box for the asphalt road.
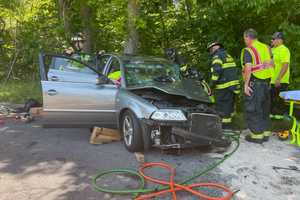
[0,118,299,200]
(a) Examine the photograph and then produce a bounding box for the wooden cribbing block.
[90,127,121,144]
[134,152,145,163]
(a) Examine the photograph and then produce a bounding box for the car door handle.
[50,76,59,81]
[47,89,57,96]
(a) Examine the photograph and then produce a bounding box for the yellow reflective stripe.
[222,62,236,69]
[234,90,240,94]
[222,118,232,123]
[212,59,223,65]
[212,75,219,81]
[180,65,188,71]
[215,80,240,89]
[270,114,284,120]
[240,48,245,68]
[263,131,271,137]
[250,133,264,139]
[209,95,215,103]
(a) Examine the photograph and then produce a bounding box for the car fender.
[116,89,157,128]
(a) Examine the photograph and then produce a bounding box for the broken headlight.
[151,109,187,121]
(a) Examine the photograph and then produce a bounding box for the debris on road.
[90,127,121,145]
[134,152,145,163]
[272,165,300,173]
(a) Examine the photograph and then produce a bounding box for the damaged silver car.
[39,53,230,152]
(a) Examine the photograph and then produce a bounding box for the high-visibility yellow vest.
[108,70,121,80]
[241,40,273,80]
[271,44,290,84]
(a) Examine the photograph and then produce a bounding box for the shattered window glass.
[124,59,180,86]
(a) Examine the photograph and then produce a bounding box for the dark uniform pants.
[215,88,235,120]
[244,80,271,134]
[270,84,289,116]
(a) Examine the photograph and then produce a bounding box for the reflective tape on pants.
[263,131,271,137]
[250,133,264,139]
[222,118,232,123]
[216,80,240,89]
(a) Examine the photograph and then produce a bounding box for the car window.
[124,59,180,87]
[96,55,110,72]
[107,58,120,75]
[106,57,121,85]
[50,56,96,74]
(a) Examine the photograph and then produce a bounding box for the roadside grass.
[0,80,42,104]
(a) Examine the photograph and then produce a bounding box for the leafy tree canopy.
[0,0,299,87]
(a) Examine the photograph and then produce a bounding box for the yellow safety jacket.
[241,40,273,80]
[108,70,121,81]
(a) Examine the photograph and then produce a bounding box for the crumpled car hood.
[128,79,211,103]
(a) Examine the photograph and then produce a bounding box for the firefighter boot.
[245,133,264,144]
[263,131,271,142]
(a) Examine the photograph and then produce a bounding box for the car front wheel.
[121,110,144,152]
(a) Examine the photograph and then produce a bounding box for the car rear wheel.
[121,110,144,152]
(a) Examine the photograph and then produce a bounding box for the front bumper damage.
[141,113,231,150]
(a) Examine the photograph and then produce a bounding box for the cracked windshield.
[124,60,180,87]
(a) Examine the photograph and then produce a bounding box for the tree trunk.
[58,0,71,39]
[124,0,139,54]
[80,2,93,53]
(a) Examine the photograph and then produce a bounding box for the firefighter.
[207,41,240,129]
[241,28,274,143]
[64,32,92,64]
[165,48,188,76]
[270,32,291,119]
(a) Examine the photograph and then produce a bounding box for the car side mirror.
[96,75,110,85]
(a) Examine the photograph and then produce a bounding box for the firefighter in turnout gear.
[165,48,189,76]
[241,28,274,144]
[207,42,240,129]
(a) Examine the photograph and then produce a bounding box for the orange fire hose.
[136,162,233,200]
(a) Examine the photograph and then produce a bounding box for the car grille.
[190,113,222,137]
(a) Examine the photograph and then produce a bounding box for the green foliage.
[0,0,300,89]
[0,81,42,103]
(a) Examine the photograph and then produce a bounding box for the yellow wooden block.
[134,152,145,163]
[90,127,121,145]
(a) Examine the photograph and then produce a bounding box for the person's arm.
[242,49,253,96]
[244,63,253,96]
[275,63,289,87]
[275,48,290,87]
[209,57,223,88]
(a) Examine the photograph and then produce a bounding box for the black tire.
[121,110,144,152]
[141,124,152,152]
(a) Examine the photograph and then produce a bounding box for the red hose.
[136,162,233,200]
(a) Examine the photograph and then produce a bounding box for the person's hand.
[275,79,281,88]
[244,85,253,96]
